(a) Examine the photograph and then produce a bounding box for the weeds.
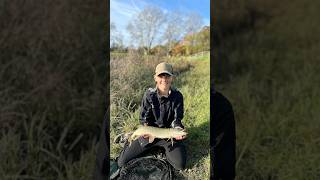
[215,0,320,179]
[0,0,105,179]
[110,51,210,179]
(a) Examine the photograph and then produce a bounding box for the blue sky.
[110,0,210,46]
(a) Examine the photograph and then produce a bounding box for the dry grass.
[0,0,106,179]
[215,0,320,179]
[110,52,210,179]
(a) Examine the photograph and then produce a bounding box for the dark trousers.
[211,91,236,180]
[117,138,187,170]
[94,111,109,180]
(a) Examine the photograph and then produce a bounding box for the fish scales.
[128,125,187,146]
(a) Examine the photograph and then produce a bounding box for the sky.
[110,0,210,46]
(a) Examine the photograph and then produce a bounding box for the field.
[214,0,320,179]
[2,0,320,179]
[110,52,210,179]
[0,1,106,179]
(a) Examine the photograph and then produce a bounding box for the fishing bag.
[118,155,173,180]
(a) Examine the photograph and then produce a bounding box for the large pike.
[128,125,187,146]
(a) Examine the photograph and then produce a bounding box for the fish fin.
[148,135,155,143]
[171,138,173,146]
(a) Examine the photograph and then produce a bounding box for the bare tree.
[183,12,203,54]
[184,12,203,35]
[127,6,166,55]
[162,11,184,56]
[110,22,123,50]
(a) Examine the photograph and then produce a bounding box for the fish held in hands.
[128,125,187,146]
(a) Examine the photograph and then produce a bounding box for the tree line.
[111,6,210,56]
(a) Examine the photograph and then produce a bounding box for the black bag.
[118,156,173,180]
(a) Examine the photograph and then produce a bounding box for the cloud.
[111,0,158,46]
[110,0,141,45]
[110,0,167,46]
[111,0,139,18]
[110,0,210,46]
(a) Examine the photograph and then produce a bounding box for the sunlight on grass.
[110,53,210,179]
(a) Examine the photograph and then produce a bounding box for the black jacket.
[211,90,236,180]
[140,87,184,129]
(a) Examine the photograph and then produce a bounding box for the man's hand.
[142,134,149,139]
[175,135,186,140]
[141,123,149,138]
[175,127,187,140]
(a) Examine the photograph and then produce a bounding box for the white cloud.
[110,0,209,46]
[111,0,139,18]
[110,0,143,46]
[110,0,170,46]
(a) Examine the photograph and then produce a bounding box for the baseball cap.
[155,62,173,76]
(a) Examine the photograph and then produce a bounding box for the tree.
[162,11,184,56]
[184,12,203,36]
[127,6,166,55]
[197,26,210,51]
[110,22,123,50]
[183,12,203,54]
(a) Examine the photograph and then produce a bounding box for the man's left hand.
[175,135,186,140]
[174,127,187,140]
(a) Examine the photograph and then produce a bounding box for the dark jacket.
[140,87,184,129]
[211,90,236,180]
[95,111,109,180]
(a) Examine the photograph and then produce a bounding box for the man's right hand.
[142,134,149,139]
[142,123,149,138]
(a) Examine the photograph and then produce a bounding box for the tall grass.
[214,0,320,179]
[110,52,210,179]
[0,0,106,179]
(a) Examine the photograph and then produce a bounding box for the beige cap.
[155,62,173,76]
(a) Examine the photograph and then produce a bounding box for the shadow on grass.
[184,120,210,169]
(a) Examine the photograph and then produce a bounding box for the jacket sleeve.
[211,91,236,180]
[139,91,153,125]
[171,92,184,129]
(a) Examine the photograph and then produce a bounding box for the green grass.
[0,1,105,179]
[110,53,210,179]
[214,0,320,179]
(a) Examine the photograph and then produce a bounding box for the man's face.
[154,73,173,92]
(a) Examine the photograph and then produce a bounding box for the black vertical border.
[95,0,110,179]
[210,0,215,179]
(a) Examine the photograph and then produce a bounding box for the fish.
[128,125,187,146]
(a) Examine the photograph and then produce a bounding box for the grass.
[214,0,320,179]
[110,52,210,179]
[0,1,106,179]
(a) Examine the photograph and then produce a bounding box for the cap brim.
[156,71,173,76]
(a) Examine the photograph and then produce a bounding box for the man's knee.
[166,154,187,170]
[171,161,186,170]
